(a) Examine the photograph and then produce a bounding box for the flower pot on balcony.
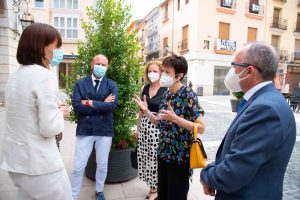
[85,147,138,183]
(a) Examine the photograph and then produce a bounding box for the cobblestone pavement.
[199,100,300,200]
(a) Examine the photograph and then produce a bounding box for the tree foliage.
[65,0,143,150]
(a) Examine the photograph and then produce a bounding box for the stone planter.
[230,99,240,113]
[85,147,138,183]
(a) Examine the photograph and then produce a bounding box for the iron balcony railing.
[179,39,189,51]
[292,52,300,61]
[274,0,287,3]
[246,1,264,15]
[217,0,237,9]
[270,17,288,30]
[275,49,289,61]
[295,22,300,33]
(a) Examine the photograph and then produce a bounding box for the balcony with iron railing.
[138,36,145,46]
[275,49,288,61]
[160,48,170,58]
[145,44,160,55]
[270,17,288,30]
[178,39,189,53]
[245,1,264,20]
[216,0,237,14]
[273,0,287,3]
[294,22,300,33]
[214,38,236,55]
[292,52,300,62]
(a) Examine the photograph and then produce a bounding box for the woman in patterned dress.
[136,61,167,200]
[134,55,205,200]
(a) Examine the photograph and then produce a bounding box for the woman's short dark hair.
[17,23,62,68]
[162,55,188,81]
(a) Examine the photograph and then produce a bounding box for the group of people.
[0,22,296,200]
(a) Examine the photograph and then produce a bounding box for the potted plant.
[230,91,244,112]
[65,0,143,183]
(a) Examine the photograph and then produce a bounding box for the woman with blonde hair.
[136,61,167,200]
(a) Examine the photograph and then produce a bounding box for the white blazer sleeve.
[34,73,64,138]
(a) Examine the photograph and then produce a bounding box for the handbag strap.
[193,122,198,139]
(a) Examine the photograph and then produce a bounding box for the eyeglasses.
[231,62,261,72]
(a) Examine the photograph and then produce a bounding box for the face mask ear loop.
[238,68,250,81]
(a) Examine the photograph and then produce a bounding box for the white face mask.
[148,72,160,83]
[224,67,248,92]
[160,73,175,88]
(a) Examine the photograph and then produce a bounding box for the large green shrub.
[65,0,143,150]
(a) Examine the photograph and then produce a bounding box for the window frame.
[53,14,79,39]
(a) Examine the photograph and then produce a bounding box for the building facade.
[159,0,267,95]
[144,7,160,62]
[0,0,21,105]
[28,0,93,88]
[265,0,300,93]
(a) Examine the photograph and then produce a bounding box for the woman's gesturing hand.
[157,103,177,122]
[133,95,148,112]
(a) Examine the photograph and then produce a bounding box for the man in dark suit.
[200,42,296,200]
[71,54,118,200]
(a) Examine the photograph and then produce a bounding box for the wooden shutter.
[219,22,230,40]
[165,4,169,20]
[247,27,257,42]
[271,35,280,49]
[273,8,280,24]
[163,37,168,56]
[297,13,300,30]
[182,25,189,49]
[163,37,168,48]
[295,39,300,51]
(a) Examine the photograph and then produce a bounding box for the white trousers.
[71,136,112,200]
[8,168,72,200]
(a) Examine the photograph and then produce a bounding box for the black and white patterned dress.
[137,85,167,190]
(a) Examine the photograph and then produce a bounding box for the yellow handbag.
[190,122,207,169]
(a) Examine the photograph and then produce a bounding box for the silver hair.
[242,42,279,80]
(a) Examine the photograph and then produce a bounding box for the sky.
[126,0,164,21]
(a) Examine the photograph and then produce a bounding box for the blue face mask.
[50,49,64,66]
[93,64,107,78]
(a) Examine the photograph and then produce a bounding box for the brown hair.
[17,23,62,68]
[143,61,162,84]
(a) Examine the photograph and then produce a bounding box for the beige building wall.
[264,0,300,93]
[0,0,20,105]
[28,0,93,88]
[29,0,93,55]
[160,0,267,95]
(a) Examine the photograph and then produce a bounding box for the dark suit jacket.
[72,76,118,137]
[201,83,296,200]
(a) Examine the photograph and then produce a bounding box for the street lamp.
[19,0,34,30]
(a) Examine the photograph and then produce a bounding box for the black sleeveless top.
[141,84,168,113]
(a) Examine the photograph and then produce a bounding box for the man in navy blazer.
[71,54,118,200]
[200,42,296,200]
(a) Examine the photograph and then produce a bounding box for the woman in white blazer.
[0,23,72,200]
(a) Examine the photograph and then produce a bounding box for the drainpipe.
[172,0,175,55]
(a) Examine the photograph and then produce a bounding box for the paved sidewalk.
[0,95,299,200]
[0,108,213,200]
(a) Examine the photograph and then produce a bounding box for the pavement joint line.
[203,141,222,147]
[198,98,231,108]
[203,136,299,147]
